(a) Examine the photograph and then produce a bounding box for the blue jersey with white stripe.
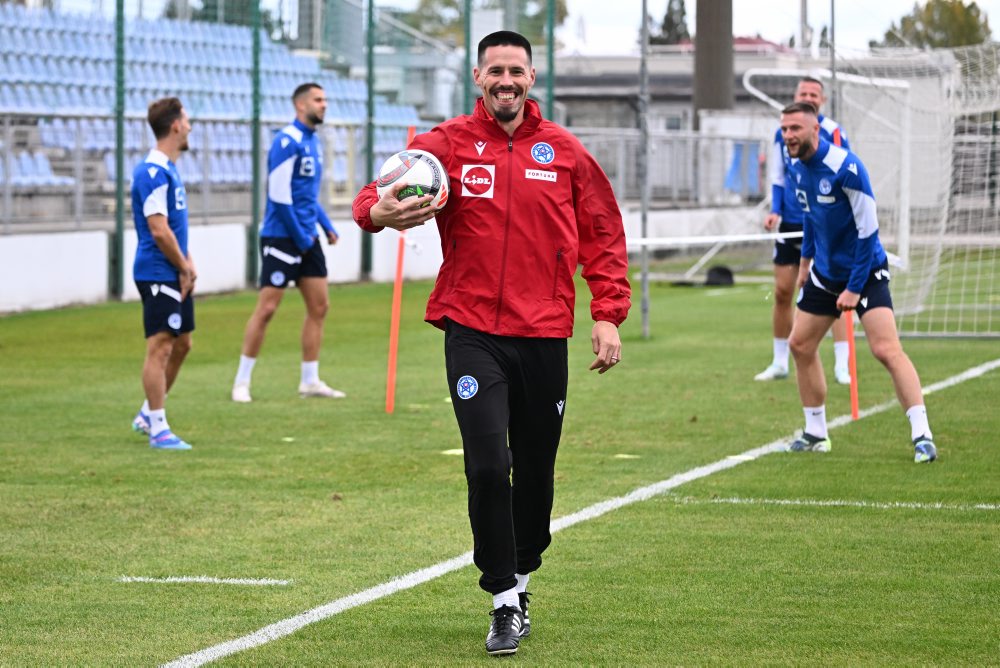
[769,114,849,224]
[261,119,336,252]
[790,139,887,293]
[132,149,188,282]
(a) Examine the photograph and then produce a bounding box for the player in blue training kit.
[232,83,344,403]
[781,102,936,463]
[129,97,196,450]
[758,76,853,385]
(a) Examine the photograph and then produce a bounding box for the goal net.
[745,45,1000,338]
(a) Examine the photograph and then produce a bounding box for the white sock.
[515,573,530,594]
[140,400,150,415]
[492,587,519,610]
[803,405,828,438]
[772,338,789,369]
[235,355,256,386]
[906,405,932,441]
[834,341,850,370]
[301,360,319,386]
[148,408,169,437]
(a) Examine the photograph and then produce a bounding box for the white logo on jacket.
[474,141,487,156]
[526,169,556,182]
[461,164,495,198]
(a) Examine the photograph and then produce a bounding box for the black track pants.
[445,320,568,595]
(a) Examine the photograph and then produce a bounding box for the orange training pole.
[384,126,418,414]
[847,311,860,420]
[385,232,406,413]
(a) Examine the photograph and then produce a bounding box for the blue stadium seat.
[33,151,73,186]
[14,151,38,186]
[0,83,15,111]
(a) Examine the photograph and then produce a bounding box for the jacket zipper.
[493,136,514,331]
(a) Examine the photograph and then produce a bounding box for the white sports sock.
[235,355,256,386]
[515,573,530,594]
[148,408,169,437]
[140,399,150,415]
[301,360,319,386]
[772,338,789,369]
[834,341,850,371]
[906,405,932,441]
[803,405,828,438]
[493,587,519,611]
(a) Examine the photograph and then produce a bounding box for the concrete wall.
[0,207,761,314]
[0,219,445,313]
[0,231,108,312]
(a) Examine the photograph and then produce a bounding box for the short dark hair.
[147,97,184,140]
[782,101,819,116]
[293,82,323,101]
[477,30,532,66]
[798,75,825,90]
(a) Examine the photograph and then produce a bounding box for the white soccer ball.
[375,149,450,211]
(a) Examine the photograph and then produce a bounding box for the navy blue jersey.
[790,139,887,293]
[132,149,188,282]
[261,119,336,252]
[769,114,850,225]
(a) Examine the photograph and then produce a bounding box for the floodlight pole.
[248,1,262,287]
[464,0,472,113]
[546,0,555,119]
[829,0,838,118]
[112,0,125,298]
[362,0,376,280]
[639,0,650,339]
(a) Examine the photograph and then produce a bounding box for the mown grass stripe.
[163,357,1000,668]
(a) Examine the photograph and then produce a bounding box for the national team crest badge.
[456,375,479,400]
[167,313,182,330]
[531,142,555,165]
[819,178,833,195]
[270,271,286,286]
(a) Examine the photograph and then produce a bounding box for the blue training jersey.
[769,114,850,224]
[790,138,887,293]
[132,149,188,282]
[261,118,336,252]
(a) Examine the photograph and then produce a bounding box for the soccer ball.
[375,149,450,211]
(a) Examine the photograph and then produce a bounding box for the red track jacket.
[352,98,631,338]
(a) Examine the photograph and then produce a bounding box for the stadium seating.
[0,4,420,127]
[0,3,429,210]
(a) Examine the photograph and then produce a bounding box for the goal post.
[743,54,999,337]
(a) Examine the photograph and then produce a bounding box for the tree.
[650,0,690,45]
[161,0,282,38]
[401,0,568,48]
[870,0,991,48]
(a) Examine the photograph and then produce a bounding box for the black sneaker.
[518,592,531,637]
[485,604,523,656]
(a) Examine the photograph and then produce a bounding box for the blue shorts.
[796,261,893,319]
[135,280,195,338]
[259,236,327,289]
[772,221,803,266]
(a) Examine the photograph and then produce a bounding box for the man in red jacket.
[352,30,631,656]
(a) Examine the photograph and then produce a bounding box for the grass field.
[1,278,998,665]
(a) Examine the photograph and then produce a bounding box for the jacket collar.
[145,148,171,168]
[805,138,831,167]
[292,118,314,136]
[472,97,543,137]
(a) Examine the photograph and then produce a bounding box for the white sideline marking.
[164,357,1000,668]
[120,576,291,586]
[671,495,1000,512]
